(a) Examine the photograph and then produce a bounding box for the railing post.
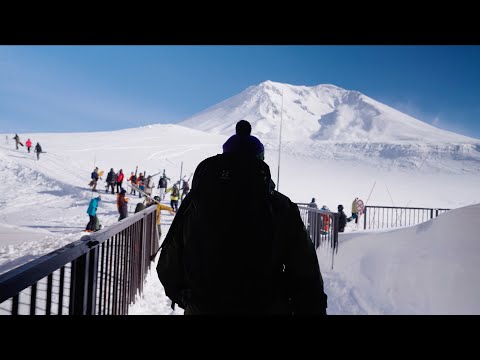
[86,246,99,315]
[363,207,367,230]
[435,209,439,217]
[332,213,339,269]
[70,253,89,315]
[430,209,433,219]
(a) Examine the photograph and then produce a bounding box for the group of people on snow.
[85,165,186,238]
[11,134,44,160]
[306,197,364,235]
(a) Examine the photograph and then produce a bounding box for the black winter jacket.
[157,154,328,315]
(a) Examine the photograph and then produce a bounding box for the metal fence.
[297,204,339,269]
[363,205,450,230]
[0,206,158,315]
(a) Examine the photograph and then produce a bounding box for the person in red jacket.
[116,169,125,193]
[25,139,32,153]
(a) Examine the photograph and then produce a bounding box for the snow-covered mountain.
[179,81,480,172]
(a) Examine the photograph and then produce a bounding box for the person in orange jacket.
[320,205,330,233]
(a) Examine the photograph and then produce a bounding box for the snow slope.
[1,115,479,314]
[320,204,480,315]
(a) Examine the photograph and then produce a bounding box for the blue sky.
[1,45,479,138]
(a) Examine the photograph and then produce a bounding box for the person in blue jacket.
[86,195,102,232]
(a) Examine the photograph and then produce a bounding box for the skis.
[129,183,164,206]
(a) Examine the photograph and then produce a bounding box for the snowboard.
[356,199,365,214]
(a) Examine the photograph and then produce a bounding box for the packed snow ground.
[1,122,480,314]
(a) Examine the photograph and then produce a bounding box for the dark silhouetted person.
[337,204,351,233]
[34,142,42,160]
[117,189,129,221]
[13,134,23,150]
[157,120,328,315]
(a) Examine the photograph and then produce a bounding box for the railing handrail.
[365,205,450,211]
[0,205,157,304]
[297,205,336,216]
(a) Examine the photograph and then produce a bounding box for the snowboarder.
[86,195,102,232]
[157,120,328,315]
[89,167,100,191]
[25,138,32,153]
[352,197,359,224]
[13,134,23,150]
[34,142,42,160]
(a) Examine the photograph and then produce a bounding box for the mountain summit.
[179,80,478,145]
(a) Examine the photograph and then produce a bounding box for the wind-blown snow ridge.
[180,80,478,144]
[179,80,480,171]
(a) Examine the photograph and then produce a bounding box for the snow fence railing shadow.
[296,204,339,269]
[0,205,158,315]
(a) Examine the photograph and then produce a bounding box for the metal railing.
[363,205,450,230]
[297,204,339,269]
[0,206,158,315]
